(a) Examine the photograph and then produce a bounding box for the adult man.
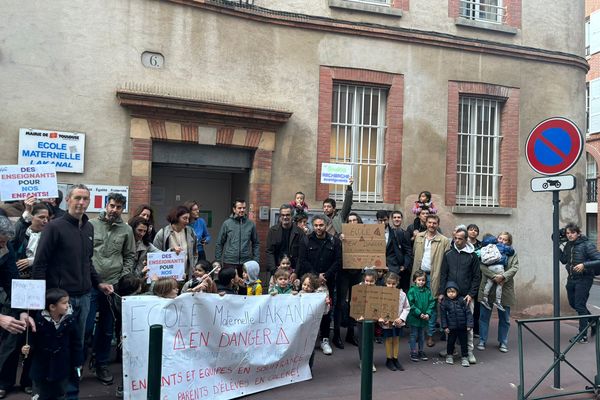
[265,204,302,276]
[389,210,413,290]
[215,199,260,276]
[377,210,412,285]
[411,214,450,347]
[87,193,135,384]
[297,215,342,355]
[32,184,113,399]
[323,177,354,236]
[437,227,481,363]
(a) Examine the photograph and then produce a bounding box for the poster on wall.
[86,185,129,213]
[18,128,86,173]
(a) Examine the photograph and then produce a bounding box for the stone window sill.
[452,206,513,215]
[328,0,402,17]
[455,17,518,35]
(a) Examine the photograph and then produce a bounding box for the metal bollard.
[147,324,163,400]
[360,320,374,400]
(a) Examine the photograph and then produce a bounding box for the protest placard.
[146,252,185,283]
[320,163,352,185]
[341,223,386,269]
[0,165,58,201]
[349,284,399,321]
[122,292,326,400]
[11,279,46,310]
[18,128,85,173]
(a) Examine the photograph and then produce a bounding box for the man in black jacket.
[265,204,302,277]
[297,215,342,355]
[378,210,412,289]
[437,227,480,364]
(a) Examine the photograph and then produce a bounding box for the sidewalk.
[6,316,598,400]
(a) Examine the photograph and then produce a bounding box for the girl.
[356,268,378,372]
[182,260,217,293]
[242,260,263,295]
[407,270,435,362]
[152,278,179,299]
[268,255,296,291]
[412,191,437,216]
[379,272,410,371]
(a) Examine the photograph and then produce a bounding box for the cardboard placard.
[320,163,352,185]
[349,284,399,321]
[146,252,186,283]
[342,223,386,269]
[11,279,46,310]
[0,165,58,201]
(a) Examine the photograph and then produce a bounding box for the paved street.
[6,287,600,400]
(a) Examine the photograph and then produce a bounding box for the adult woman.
[184,201,211,261]
[153,206,198,279]
[128,216,160,276]
[559,222,600,343]
[130,204,156,242]
[477,231,519,353]
[13,202,51,279]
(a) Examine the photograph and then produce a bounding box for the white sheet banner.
[122,293,326,400]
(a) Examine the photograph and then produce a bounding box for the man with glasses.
[265,204,303,278]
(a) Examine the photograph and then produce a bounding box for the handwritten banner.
[320,163,352,185]
[11,279,46,310]
[122,293,326,400]
[349,285,399,321]
[0,165,58,201]
[342,223,386,269]
[146,252,185,283]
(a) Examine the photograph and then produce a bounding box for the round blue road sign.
[525,117,583,176]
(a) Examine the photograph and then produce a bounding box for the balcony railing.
[459,0,507,24]
[587,178,597,203]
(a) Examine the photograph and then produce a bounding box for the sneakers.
[418,351,428,361]
[494,300,506,312]
[96,365,114,385]
[499,343,509,352]
[467,351,477,364]
[410,352,419,362]
[476,342,486,351]
[569,335,588,344]
[385,358,397,371]
[480,298,491,310]
[359,363,377,372]
[461,357,470,367]
[445,355,454,365]
[393,358,404,371]
[320,338,333,355]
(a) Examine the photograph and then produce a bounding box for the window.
[330,83,387,203]
[345,0,391,5]
[587,153,597,203]
[587,213,597,244]
[587,82,590,135]
[586,17,591,56]
[456,97,501,207]
[459,0,505,24]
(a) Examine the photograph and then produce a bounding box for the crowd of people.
[0,181,597,399]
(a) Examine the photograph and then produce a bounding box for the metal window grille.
[460,0,506,24]
[456,97,501,207]
[330,84,387,203]
[344,0,391,6]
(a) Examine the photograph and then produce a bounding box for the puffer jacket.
[438,242,481,297]
[559,235,600,279]
[440,281,473,330]
[214,215,260,265]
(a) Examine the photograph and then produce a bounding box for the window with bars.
[456,97,502,207]
[460,0,505,24]
[330,83,387,203]
[344,0,391,5]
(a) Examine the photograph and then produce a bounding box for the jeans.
[333,270,361,339]
[86,288,116,366]
[409,325,425,353]
[66,292,91,400]
[566,278,593,334]
[425,273,437,336]
[479,304,511,347]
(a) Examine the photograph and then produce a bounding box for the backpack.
[480,244,502,265]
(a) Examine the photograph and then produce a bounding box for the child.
[182,260,217,293]
[440,281,473,367]
[269,269,294,295]
[294,212,310,234]
[379,272,410,371]
[217,267,241,295]
[299,273,329,370]
[356,268,378,372]
[289,191,309,214]
[152,278,179,299]
[411,191,437,216]
[268,255,295,292]
[373,269,386,343]
[27,288,83,400]
[407,271,436,362]
[242,260,263,295]
[479,233,515,312]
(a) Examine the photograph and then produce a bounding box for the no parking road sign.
[525,117,583,176]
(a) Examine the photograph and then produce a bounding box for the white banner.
[122,293,325,400]
[146,252,185,283]
[18,128,85,173]
[0,165,58,201]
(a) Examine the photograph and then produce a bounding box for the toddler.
[152,278,179,299]
[299,273,329,370]
[479,233,515,312]
[440,281,473,367]
[407,271,435,362]
[379,272,410,371]
[269,269,294,295]
[289,191,309,214]
[242,260,263,295]
[268,255,297,291]
[411,191,437,216]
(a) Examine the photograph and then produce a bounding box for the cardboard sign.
[320,163,352,185]
[0,165,58,201]
[146,252,186,283]
[11,279,46,310]
[349,284,399,321]
[18,128,85,173]
[122,293,326,399]
[342,223,386,269]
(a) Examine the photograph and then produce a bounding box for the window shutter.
[590,11,600,55]
[590,79,600,134]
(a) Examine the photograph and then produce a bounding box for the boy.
[440,281,473,367]
[269,269,293,295]
[27,288,83,399]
